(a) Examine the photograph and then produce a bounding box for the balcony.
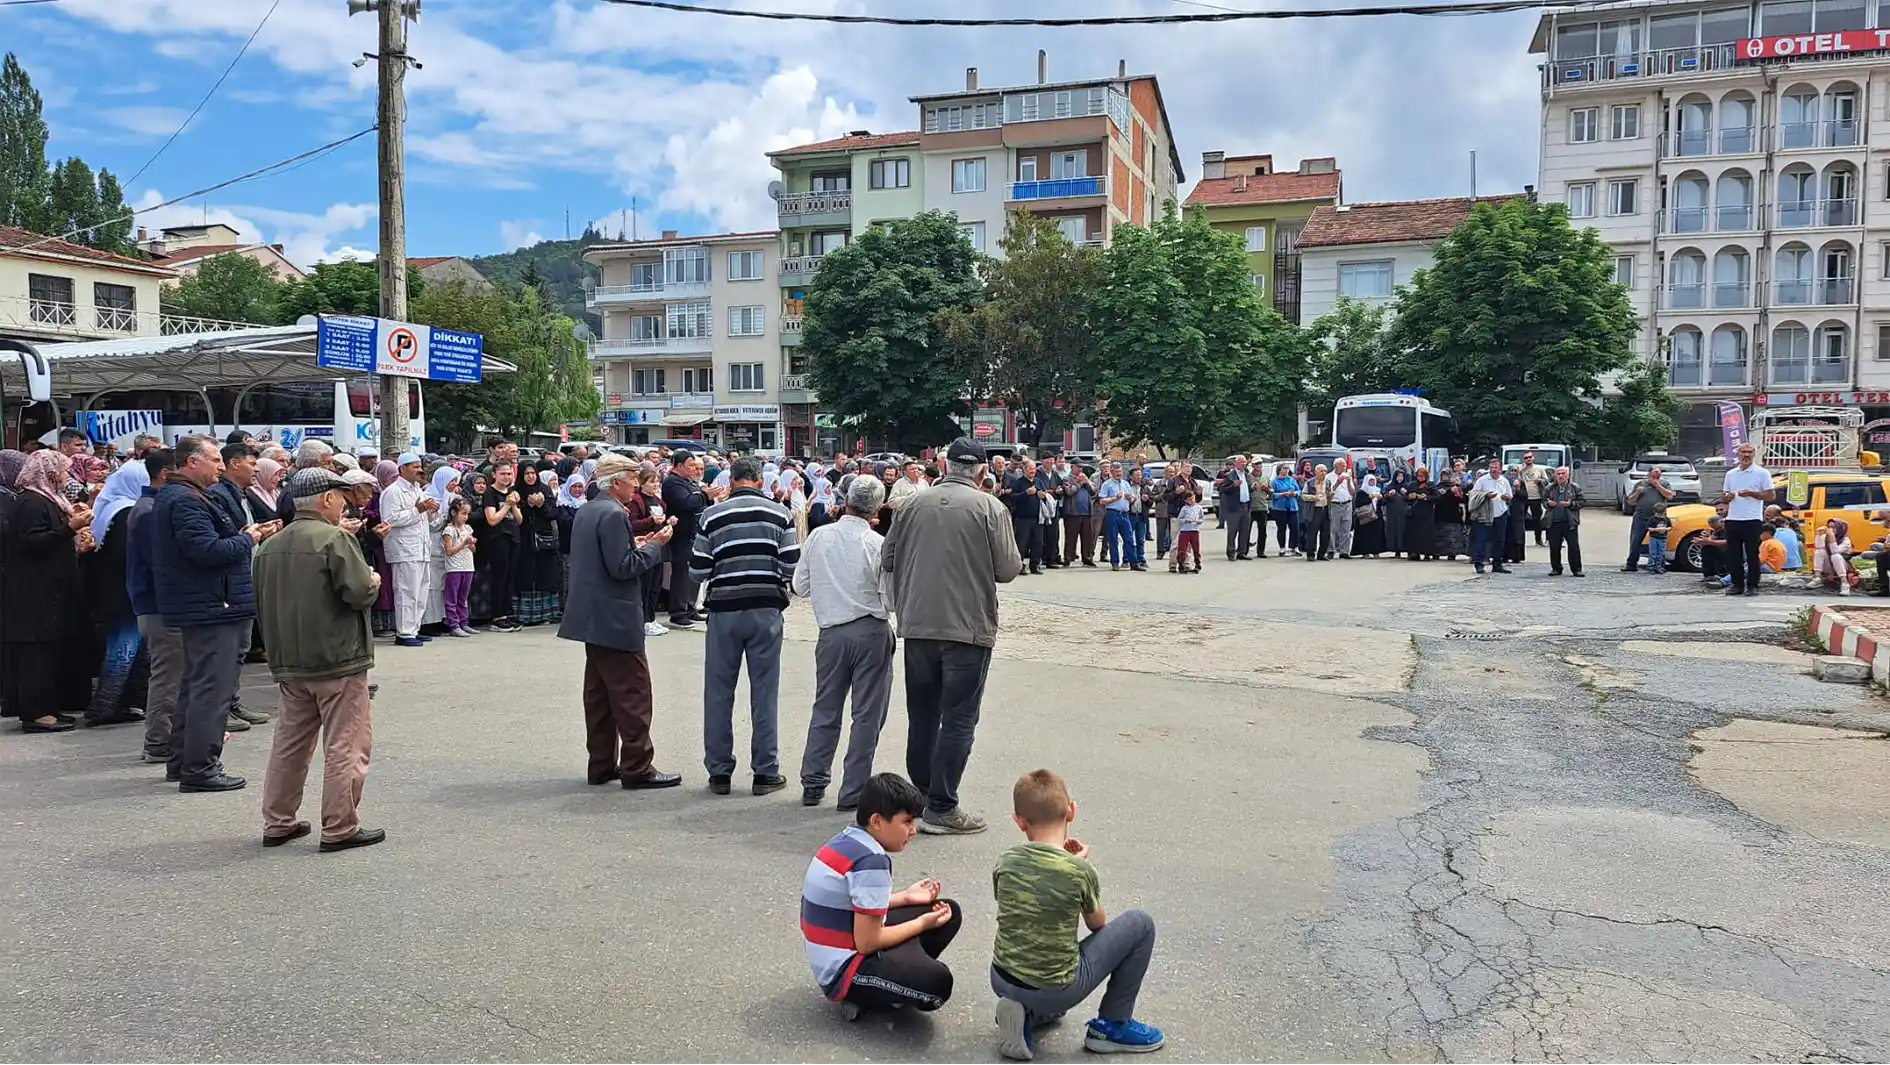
[1713,282,1749,309]
[1667,284,1706,310]
[1658,204,1757,235]
[94,306,137,333]
[1668,359,1750,388]
[584,279,666,308]
[779,254,826,284]
[1663,126,1759,158]
[1772,359,1851,386]
[1545,44,1738,88]
[1008,176,1105,202]
[1662,207,1709,235]
[1777,278,1855,305]
[28,298,75,327]
[1781,119,1860,151]
[777,190,852,228]
[1776,198,1859,228]
[780,373,818,404]
[589,333,713,359]
[780,313,803,347]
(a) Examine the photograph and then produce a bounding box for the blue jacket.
[207,476,257,530]
[152,480,256,628]
[125,487,161,617]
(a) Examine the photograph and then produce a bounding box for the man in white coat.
[380,452,439,647]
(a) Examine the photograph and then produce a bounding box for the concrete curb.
[1811,603,1889,684]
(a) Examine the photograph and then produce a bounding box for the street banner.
[1717,401,1747,462]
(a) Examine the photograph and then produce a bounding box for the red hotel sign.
[1738,30,1890,59]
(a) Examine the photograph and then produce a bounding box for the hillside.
[468,233,603,328]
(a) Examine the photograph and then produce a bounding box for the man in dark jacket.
[153,435,270,792]
[127,449,184,768]
[660,451,724,629]
[1216,456,1253,560]
[1000,456,1040,575]
[561,453,679,789]
[207,440,273,727]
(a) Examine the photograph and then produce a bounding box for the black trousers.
[903,640,992,816]
[1701,540,1727,579]
[639,567,662,622]
[1272,512,1296,551]
[1524,498,1545,540]
[478,536,519,620]
[1032,523,1056,570]
[1011,516,1039,572]
[1725,519,1764,590]
[844,900,963,1011]
[1546,523,1582,574]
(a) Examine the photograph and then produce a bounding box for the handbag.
[533,530,557,552]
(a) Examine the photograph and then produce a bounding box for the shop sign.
[670,394,714,409]
[713,404,780,422]
[1755,391,1890,406]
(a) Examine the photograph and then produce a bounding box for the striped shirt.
[801,825,893,999]
[688,487,800,613]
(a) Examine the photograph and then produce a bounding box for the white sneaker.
[645,621,668,637]
[1840,582,1852,596]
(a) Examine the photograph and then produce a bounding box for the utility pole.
[349,0,421,454]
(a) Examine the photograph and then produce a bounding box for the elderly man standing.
[1001,456,1040,575]
[275,439,336,524]
[794,476,896,810]
[560,453,680,790]
[1100,460,1137,571]
[380,451,439,648]
[691,456,799,796]
[884,437,1019,834]
[1216,456,1252,560]
[1542,465,1585,577]
[254,468,385,851]
[661,451,722,629]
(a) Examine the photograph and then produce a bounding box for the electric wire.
[123,0,286,188]
[592,0,1573,26]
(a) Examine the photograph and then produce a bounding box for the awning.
[662,413,712,427]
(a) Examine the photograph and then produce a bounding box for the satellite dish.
[296,314,318,327]
[767,180,783,202]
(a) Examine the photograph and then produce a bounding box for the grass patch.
[1790,605,1827,653]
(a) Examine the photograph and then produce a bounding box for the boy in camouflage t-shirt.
[988,769,1163,1060]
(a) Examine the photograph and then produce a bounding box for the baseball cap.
[945,436,987,464]
[287,467,347,500]
[339,468,377,487]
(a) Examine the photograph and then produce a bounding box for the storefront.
[599,402,668,445]
[712,403,780,453]
[783,403,818,457]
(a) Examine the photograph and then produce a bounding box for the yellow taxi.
[1659,472,1890,571]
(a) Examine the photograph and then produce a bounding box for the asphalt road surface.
[5,511,1888,1062]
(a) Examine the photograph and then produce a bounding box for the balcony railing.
[1669,359,1750,388]
[1546,43,1738,87]
[1772,278,1855,306]
[780,254,826,275]
[1777,198,1858,228]
[1716,205,1754,231]
[28,298,74,326]
[2,295,252,337]
[1775,279,1811,306]
[1667,283,1706,310]
[1662,207,1709,234]
[1772,359,1851,385]
[780,314,803,334]
[1781,119,1859,150]
[1659,205,1756,234]
[1671,129,1714,157]
[94,307,137,332]
[1714,282,1749,308]
[1008,176,1104,201]
[585,281,664,306]
[1663,127,1760,158]
[778,190,851,216]
[782,374,809,391]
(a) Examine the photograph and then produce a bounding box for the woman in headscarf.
[1,450,95,732]
[365,459,400,635]
[1402,466,1438,562]
[84,461,150,726]
[422,465,461,635]
[1351,469,1387,558]
[1383,468,1410,559]
[66,452,107,504]
[512,464,562,625]
[555,467,586,602]
[248,456,284,518]
[1433,461,1470,561]
[1815,518,1857,593]
[581,457,601,501]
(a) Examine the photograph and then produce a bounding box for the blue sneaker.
[995,998,1033,1060]
[1084,1017,1164,1054]
[1720,575,1733,587]
[395,636,425,648]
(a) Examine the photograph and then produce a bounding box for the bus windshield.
[1333,405,1417,449]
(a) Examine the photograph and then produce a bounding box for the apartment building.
[1297,195,1528,325]
[1183,152,1342,324]
[140,222,304,281]
[582,230,789,451]
[0,225,178,345]
[1534,0,1890,454]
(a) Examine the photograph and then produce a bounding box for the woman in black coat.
[1402,466,1439,562]
[1,450,95,732]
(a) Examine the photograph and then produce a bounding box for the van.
[1500,443,1575,471]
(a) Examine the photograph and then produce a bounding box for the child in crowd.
[1773,517,1805,571]
[1173,492,1203,574]
[801,773,962,1019]
[990,770,1162,1061]
[1759,524,1787,573]
[441,498,477,637]
[1645,503,1672,575]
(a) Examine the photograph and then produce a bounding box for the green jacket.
[252,516,379,683]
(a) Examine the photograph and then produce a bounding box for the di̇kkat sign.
[316,315,484,383]
[1739,30,1890,59]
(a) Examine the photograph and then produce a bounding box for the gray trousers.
[667,534,700,620]
[799,615,895,804]
[990,909,1157,1023]
[702,607,784,777]
[1329,499,1355,556]
[138,615,184,759]
[176,620,248,783]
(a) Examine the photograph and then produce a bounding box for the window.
[1055,217,1088,244]
[1772,323,1811,383]
[727,250,763,281]
[728,305,765,337]
[1763,0,1813,34]
[1051,151,1086,179]
[728,362,766,392]
[681,366,713,394]
[923,102,1001,133]
[1245,226,1267,253]
[1611,104,1641,140]
[810,170,850,192]
[1338,260,1394,299]
[1251,273,1266,296]
[27,273,73,325]
[663,248,708,285]
[93,282,135,332]
[630,262,660,290]
[868,157,910,189]
[666,301,711,339]
[810,230,848,255]
[1570,107,1599,143]
[1882,241,1890,280]
[1003,88,1107,124]
[952,157,986,194]
[959,221,986,252]
[1823,480,1887,509]
[629,314,662,343]
[1608,178,1639,216]
[1669,328,1704,386]
[1567,182,1596,218]
[633,367,668,395]
[1018,156,1038,183]
[1877,322,1890,360]
[1614,254,1635,286]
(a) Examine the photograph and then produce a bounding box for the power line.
[0,0,69,6]
[124,0,285,189]
[22,126,376,252]
[593,0,1571,25]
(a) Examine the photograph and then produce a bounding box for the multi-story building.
[140,223,304,281]
[1183,152,1342,324]
[582,230,789,451]
[0,225,179,345]
[1532,0,1890,454]
[1297,195,1528,325]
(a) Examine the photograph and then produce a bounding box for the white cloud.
[129,189,377,267]
[100,105,193,138]
[499,220,543,250]
[316,245,376,264]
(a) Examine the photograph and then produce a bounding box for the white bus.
[49,379,429,454]
[1332,393,1456,476]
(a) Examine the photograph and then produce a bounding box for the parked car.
[1139,461,1217,515]
[1659,471,1890,571]
[1614,454,1702,513]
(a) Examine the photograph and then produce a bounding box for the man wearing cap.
[881,436,1020,835]
[254,467,386,851]
[560,453,680,789]
[380,451,440,648]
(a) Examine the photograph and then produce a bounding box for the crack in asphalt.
[410,990,545,1043]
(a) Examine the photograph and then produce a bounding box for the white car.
[1140,461,1217,515]
[1614,454,1703,512]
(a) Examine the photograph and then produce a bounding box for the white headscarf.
[91,461,148,543]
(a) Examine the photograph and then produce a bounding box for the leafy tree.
[410,280,599,448]
[1304,297,1399,418]
[91,167,132,253]
[0,53,49,231]
[160,252,286,324]
[277,259,385,318]
[1590,356,1679,457]
[1387,198,1637,455]
[940,211,1103,448]
[803,211,984,452]
[470,234,603,326]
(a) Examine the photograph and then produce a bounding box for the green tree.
[802,211,984,452]
[1387,198,1637,455]
[91,167,132,253]
[160,252,287,324]
[277,259,384,318]
[410,279,599,447]
[0,53,49,231]
[1590,356,1679,457]
[44,157,98,240]
[1304,297,1399,418]
[940,211,1104,448]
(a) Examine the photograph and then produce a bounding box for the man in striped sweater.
[691,455,801,796]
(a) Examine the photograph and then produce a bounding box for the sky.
[8,0,1548,268]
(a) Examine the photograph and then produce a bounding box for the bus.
[40,379,429,454]
[1331,393,1456,476]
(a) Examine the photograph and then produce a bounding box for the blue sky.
[9,0,1548,266]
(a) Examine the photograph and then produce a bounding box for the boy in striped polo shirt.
[801,773,963,1017]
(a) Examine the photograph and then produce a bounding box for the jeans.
[1645,537,1668,573]
[1128,514,1148,565]
[1624,514,1650,569]
[903,638,992,816]
[990,909,1158,1024]
[1472,512,1509,570]
[1105,510,1134,566]
[702,607,785,777]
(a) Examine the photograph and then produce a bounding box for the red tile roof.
[1296,195,1528,249]
[1185,169,1341,209]
[408,256,456,270]
[0,225,175,274]
[769,130,920,158]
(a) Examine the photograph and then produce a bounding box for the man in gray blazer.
[558,453,680,789]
